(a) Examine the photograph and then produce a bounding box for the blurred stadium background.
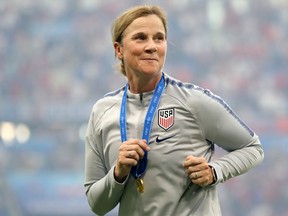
[0,0,287,215]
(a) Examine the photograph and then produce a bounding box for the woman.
[84,5,264,216]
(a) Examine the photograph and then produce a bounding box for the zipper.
[137,93,145,138]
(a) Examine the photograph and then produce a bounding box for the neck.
[128,73,162,94]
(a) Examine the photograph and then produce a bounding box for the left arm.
[184,90,264,186]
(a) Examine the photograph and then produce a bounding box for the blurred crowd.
[0,0,287,215]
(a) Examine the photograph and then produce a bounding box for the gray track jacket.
[84,73,264,216]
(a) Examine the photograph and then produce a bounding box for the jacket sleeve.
[195,90,264,184]
[84,107,127,216]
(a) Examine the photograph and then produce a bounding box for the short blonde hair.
[111,5,167,75]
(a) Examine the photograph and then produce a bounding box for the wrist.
[209,165,217,185]
[114,166,127,183]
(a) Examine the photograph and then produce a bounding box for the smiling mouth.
[142,58,158,61]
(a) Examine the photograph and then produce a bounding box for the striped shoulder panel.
[203,89,255,137]
[164,75,254,136]
[165,76,192,89]
[164,75,202,90]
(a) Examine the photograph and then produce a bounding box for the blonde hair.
[111,5,167,76]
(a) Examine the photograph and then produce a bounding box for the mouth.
[142,58,158,62]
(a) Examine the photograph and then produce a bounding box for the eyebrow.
[131,31,166,38]
[132,32,145,37]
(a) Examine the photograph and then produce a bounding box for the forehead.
[123,14,166,37]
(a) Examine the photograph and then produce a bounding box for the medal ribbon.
[120,74,165,179]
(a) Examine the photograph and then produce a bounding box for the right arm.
[84,111,126,215]
[84,109,150,215]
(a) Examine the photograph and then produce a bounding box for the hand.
[183,155,214,187]
[114,139,150,183]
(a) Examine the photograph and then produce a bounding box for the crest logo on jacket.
[158,108,174,130]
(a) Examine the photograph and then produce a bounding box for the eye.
[154,33,165,41]
[133,33,146,41]
[137,35,146,40]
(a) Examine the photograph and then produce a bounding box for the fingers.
[115,139,150,181]
[183,155,205,167]
[120,139,150,161]
[183,156,213,187]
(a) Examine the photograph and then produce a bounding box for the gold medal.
[136,178,144,193]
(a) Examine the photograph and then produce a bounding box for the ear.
[114,42,123,60]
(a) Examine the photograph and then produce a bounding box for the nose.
[145,39,157,53]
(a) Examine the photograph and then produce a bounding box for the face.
[114,14,167,78]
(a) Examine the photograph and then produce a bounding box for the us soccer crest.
[158,108,174,130]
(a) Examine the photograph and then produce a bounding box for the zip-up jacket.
[84,73,264,216]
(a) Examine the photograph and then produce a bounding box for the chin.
[141,70,161,76]
[140,66,162,74]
